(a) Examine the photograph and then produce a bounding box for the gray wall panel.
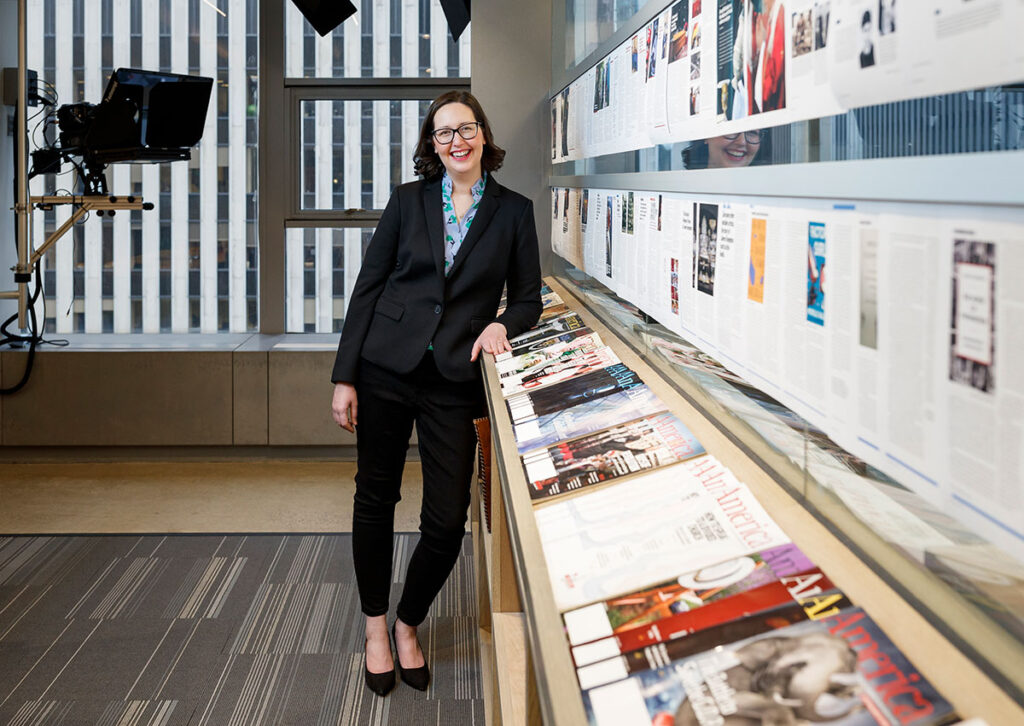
[473,0,553,273]
[233,351,269,445]
[268,350,352,446]
[0,351,234,445]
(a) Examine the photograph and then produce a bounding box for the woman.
[330,91,542,696]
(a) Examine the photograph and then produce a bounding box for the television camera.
[31,68,213,195]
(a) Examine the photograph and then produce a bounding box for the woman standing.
[330,91,542,696]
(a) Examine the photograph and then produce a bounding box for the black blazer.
[331,174,543,384]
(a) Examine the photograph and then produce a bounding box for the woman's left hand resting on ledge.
[470,322,511,361]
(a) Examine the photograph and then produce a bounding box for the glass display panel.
[553,85,1024,175]
[551,259,1024,700]
[564,0,643,71]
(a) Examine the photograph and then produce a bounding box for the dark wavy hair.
[413,90,506,180]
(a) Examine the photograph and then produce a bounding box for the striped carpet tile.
[0,534,485,725]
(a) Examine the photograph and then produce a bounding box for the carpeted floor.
[0,534,483,725]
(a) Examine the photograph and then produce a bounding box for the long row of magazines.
[494,285,966,726]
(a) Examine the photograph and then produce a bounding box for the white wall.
[472,0,553,272]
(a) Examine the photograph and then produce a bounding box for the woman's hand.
[332,382,358,432]
[470,322,511,361]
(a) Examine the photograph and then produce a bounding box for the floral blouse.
[441,171,487,277]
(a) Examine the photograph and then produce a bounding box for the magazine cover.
[572,568,845,670]
[807,220,826,325]
[534,463,790,610]
[506,363,643,428]
[562,542,819,646]
[496,332,605,377]
[576,594,851,691]
[500,346,622,398]
[502,327,596,360]
[521,412,706,500]
[512,383,667,454]
[582,607,956,726]
[538,301,572,322]
[508,313,590,354]
[541,289,563,307]
[499,283,556,317]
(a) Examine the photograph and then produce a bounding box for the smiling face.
[431,102,485,183]
[707,134,760,168]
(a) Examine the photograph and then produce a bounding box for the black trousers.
[352,352,485,626]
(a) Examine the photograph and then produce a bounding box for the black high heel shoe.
[392,621,430,691]
[364,629,396,696]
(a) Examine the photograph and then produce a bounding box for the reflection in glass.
[684,131,768,168]
[554,85,1024,174]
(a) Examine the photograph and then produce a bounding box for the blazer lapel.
[447,175,501,280]
[421,177,446,282]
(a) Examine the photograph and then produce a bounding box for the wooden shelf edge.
[493,613,536,726]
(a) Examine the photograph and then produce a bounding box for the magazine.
[540,289,563,308]
[572,568,844,670]
[511,383,667,454]
[583,607,957,726]
[507,312,589,354]
[534,461,790,610]
[496,331,605,377]
[498,284,555,316]
[500,346,622,398]
[576,594,851,691]
[506,363,643,428]
[503,327,596,359]
[563,542,818,646]
[538,301,572,321]
[522,412,705,500]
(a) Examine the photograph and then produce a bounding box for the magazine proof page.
[534,457,789,610]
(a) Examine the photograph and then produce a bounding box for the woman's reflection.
[684,130,767,168]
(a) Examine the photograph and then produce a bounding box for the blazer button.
[395,261,400,269]
[434,304,442,314]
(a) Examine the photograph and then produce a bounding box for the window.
[29,0,258,334]
[280,0,471,332]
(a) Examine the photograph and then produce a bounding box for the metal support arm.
[1,195,151,301]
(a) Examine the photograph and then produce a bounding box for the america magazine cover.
[582,607,955,726]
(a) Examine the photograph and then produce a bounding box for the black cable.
[0,262,42,395]
[2,77,68,393]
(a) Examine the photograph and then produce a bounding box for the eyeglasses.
[722,131,763,144]
[432,122,482,144]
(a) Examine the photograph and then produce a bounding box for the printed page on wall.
[645,8,675,144]
[828,0,1021,110]
[652,194,686,322]
[665,0,699,138]
[866,213,945,506]
[935,217,1024,559]
[708,201,750,365]
[737,205,786,389]
[613,36,649,152]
